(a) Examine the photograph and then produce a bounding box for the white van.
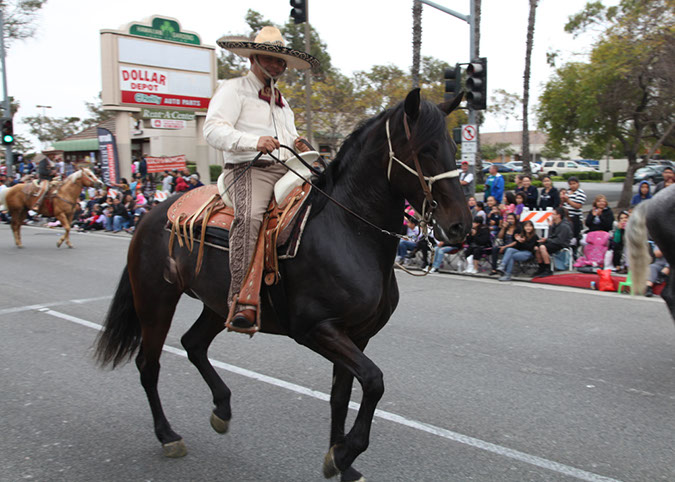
[541,160,596,176]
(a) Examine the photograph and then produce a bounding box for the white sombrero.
[217,26,319,70]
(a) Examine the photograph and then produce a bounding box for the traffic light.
[466,57,487,110]
[443,64,461,101]
[1,118,14,145]
[290,0,307,24]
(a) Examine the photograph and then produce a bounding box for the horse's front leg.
[304,322,383,480]
[55,210,73,248]
[330,363,366,482]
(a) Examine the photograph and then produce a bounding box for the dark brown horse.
[0,168,103,248]
[95,89,471,481]
[627,184,675,320]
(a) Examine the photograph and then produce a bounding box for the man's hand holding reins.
[294,137,310,153]
[257,136,280,154]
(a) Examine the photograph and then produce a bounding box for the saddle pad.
[167,185,234,231]
[166,183,312,247]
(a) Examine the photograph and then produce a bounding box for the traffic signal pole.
[0,9,13,176]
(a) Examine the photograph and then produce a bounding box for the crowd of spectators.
[396,168,674,296]
[0,154,205,235]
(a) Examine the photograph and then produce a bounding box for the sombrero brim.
[217,38,319,70]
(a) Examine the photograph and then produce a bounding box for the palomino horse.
[627,184,675,321]
[0,168,103,248]
[95,90,471,481]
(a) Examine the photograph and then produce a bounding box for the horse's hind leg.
[135,301,186,457]
[180,305,231,433]
[303,323,383,480]
[10,208,25,247]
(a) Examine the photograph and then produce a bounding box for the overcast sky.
[7,0,611,146]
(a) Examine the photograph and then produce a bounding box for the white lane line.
[0,296,112,316]
[32,307,620,482]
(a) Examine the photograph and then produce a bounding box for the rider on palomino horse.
[33,151,58,211]
[203,26,319,332]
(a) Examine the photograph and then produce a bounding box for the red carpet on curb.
[531,272,664,295]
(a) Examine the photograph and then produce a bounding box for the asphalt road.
[1,224,674,482]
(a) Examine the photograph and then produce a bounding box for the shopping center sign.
[101,16,216,111]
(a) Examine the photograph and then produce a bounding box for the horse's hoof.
[56,241,62,248]
[210,411,230,434]
[323,445,341,479]
[162,439,187,458]
[341,466,365,482]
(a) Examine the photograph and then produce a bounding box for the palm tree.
[411,0,423,89]
[521,0,538,177]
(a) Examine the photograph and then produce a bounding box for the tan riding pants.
[223,162,287,305]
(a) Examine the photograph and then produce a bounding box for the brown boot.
[229,308,257,332]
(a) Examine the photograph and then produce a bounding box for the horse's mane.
[310,99,450,213]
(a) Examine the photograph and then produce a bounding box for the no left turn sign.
[461,124,477,142]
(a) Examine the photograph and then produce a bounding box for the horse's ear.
[404,88,421,121]
[438,92,464,117]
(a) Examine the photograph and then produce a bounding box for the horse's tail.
[94,266,142,368]
[626,201,651,295]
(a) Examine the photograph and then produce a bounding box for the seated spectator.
[129,172,142,197]
[645,242,670,297]
[467,196,477,217]
[608,210,630,273]
[395,218,420,264]
[474,201,486,223]
[501,191,516,221]
[538,176,560,210]
[516,175,538,209]
[654,167,674,194]
[584,194,614,233]
[514,192,526,219]
[175,174,189,193]
[497,220,539,281]
[486,197,502,237]
[490,212,520,275]
[631,181,652,207]
[76,204,106,231]
[534,207,573,276]
[109,196,132,232]
[464,216,492,274]
[426,240,462,273]
[188,174,204,190]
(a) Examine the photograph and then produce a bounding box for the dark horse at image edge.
[94,89,471,481]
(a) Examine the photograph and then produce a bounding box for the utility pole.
[0,9,13,177]
[304,18,313,146]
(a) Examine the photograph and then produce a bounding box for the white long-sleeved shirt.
[203,71,299,165]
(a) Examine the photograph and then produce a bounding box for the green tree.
[1,0,48,47]
[80,93,114,130]
[538,0,675,207]
[22,115,82,147]
[482,142,516,163]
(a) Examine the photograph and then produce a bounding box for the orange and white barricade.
[154,190,170,202]
[107,188,120,199]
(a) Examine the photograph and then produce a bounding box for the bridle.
[385,114,459,235]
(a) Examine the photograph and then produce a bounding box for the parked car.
[505,161,541,173]
[576,160,599,170]
[541,160,597,176]
[482,163,515,173]
[633,165,667,184]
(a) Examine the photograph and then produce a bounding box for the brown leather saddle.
[166,184,312,333]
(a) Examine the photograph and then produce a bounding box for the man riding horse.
[33,151,58,211]
[203,26,319,332]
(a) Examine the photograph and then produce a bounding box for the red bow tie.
[258,86,284,108]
